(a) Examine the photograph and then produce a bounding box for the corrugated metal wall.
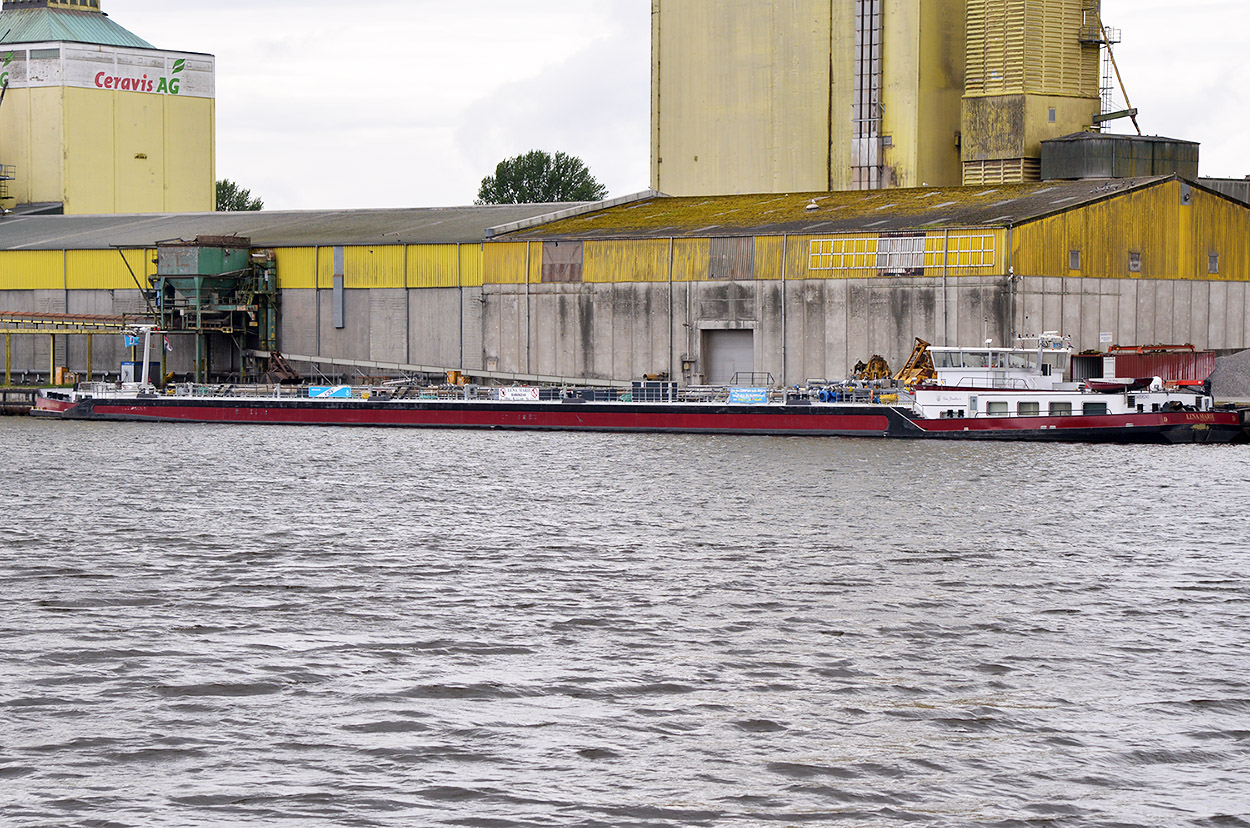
[484,242,529,285]
[584,240,669,283]
[64,249,153,290]
[407,244,459,288]
[0,251,65,290]
[1014,180,1250,281]
[343,246,405,289]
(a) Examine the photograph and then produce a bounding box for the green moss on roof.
[0,8,154,48]
[506,177,1171,240]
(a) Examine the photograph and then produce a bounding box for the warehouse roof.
[502,176,1182,240]
[0,8,155,48]
[0,203,589,250]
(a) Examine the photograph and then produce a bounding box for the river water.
[1,417,1248,827]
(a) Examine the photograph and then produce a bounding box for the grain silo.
[0,0,215,214]
[651,0,1109,196]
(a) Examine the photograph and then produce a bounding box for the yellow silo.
[650,0,967,196]
[0,0,214,214]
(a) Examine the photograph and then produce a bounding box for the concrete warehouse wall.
[477,275,1250,386]
[277,287,485,374]
[4,273,1250,386]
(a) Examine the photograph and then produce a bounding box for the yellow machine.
[893,338,936,387]
[853,355,892,381]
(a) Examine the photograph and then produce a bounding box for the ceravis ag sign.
[0,43,213,98]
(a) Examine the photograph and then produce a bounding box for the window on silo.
[1209,253,1219,274]
[1129,251,1142,273]
[1069,250,1081,271]
[1048,108,1057,123]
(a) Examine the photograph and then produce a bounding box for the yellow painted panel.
[529,242,543,285]
[484,243,528,284]
[317,247,334,289]
[63,87,116,214]
[0,251,64,289]
[0,88,66,206]
[965,0,1097,97]
[161,95,215,212]
[912,0,967,188]
[583,240,670,283]
[671,238,710,282]
[344,245,405,288]
[58,87,214,214]
[881,0,966,189]
[407,244,459,288]
[653,0,965,193]
[65,249,149,290]
[113,91,166,213]
[754,236,784,280]
[651,0,836,195]
[1190,189,1250,282]
[275,248,318,289]
[459,244,485,288]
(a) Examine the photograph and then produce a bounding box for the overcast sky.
[113,0,1246,211]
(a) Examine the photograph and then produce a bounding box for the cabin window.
[964,351,989,368]
[1209,253,1219,274]
[1041,351,1070,375]
[1009,351,1035,369]
[1049,402,1072,416]
[1018,401,1040,416]
[932,351,956,369]
[1083,402,1108,416]
[1069,250,1081,271]
[1129,251,1142,273]
[986,401,1009,416]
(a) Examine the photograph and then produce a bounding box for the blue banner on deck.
[728,388,769,404]
[310,386,351,398]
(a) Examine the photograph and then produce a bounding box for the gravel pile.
[1209,348,1250,403]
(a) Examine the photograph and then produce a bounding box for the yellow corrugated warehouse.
[0,179,1248,386]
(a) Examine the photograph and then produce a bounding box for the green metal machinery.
[151,235,278,383]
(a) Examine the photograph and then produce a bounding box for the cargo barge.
[31,387,1240,443]
[33,333,1244,444]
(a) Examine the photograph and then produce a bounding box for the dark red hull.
[55,396,1245,444]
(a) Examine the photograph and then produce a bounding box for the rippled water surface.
[2,417,1249,827]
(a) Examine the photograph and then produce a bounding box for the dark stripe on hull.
[60,398,1244,444]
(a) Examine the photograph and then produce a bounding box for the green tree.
[476,150,607,205]
[216,179,264,211]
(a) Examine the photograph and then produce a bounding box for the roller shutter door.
[704,329,753,384]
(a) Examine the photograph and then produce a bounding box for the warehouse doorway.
[703,329,754,384]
